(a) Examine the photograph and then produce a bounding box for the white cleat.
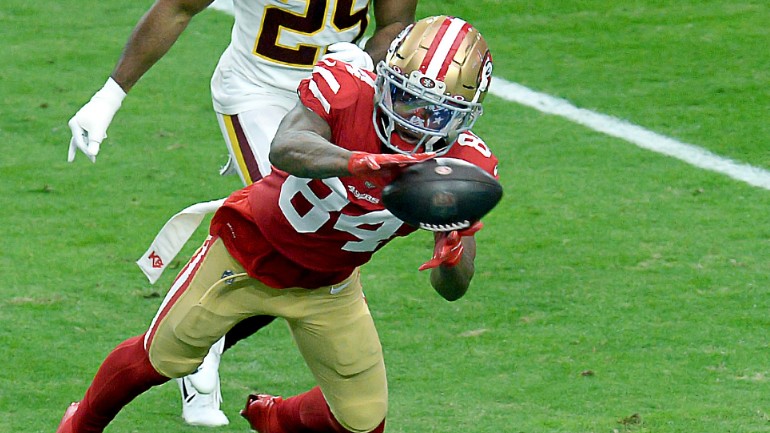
[189,337,225,394]
[177,337,229,427]
[178,375,229,427]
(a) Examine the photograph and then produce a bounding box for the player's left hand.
[322,42,374,71]
[419,222,484,271]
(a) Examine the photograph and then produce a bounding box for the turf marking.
[489,78,770,191]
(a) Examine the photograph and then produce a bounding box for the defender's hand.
[419,222,484,271]
[347,151,435,178]
[67,78,126,163]
[322,42,374,71]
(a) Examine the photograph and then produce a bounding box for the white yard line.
[490,78,770,191]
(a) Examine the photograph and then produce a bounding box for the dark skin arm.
[270,102,354,179]
[110,0,214,91]
[429,234,476,301]
[364,0,417,64]
[111,0,416,91]
[271,100,476,301]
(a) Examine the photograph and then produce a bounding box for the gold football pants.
[145,236,387,431]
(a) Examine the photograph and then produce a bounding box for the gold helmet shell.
[387,15,493,103]
[374,16,493,155]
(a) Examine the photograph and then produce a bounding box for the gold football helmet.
[374,15,493,155]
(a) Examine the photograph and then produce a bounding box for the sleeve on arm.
[297,60,364,122]
[450,132,500,179]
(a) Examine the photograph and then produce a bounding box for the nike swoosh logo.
[329,281,351,295]
[180,379,194,403]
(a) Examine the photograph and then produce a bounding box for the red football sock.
[276,386,385,433]
[71,334,169,433]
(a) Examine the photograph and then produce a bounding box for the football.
[381,157,503,231]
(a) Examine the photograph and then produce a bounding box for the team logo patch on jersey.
[347,185,379,204]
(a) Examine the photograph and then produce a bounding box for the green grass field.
[3,1,770,432]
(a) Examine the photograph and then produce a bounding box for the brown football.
[382,158,503,231]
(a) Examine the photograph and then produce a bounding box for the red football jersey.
[210,59,499,289]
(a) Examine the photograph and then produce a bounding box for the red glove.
[347,151,435,177]
[419,222,483,271]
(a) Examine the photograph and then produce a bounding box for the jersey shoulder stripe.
[300,59,376,116]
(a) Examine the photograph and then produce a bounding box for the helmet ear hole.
[373,16,491,155]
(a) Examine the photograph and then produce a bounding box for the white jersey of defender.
[211,0,370,114]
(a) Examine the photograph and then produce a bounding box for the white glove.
[68,77,126,163]
[322,42,374,71]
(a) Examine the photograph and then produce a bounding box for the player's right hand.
[347,151,435,178]
[418,221,483,271]
[67,78,126,163]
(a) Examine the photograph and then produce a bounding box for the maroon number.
[254,0,369,67]
[331,0,368,39]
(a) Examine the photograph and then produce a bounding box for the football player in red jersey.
[56,15,497,433]
[66,0,417,425]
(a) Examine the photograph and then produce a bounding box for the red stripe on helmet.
[436,22,473,81]
[419,17,453,74]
